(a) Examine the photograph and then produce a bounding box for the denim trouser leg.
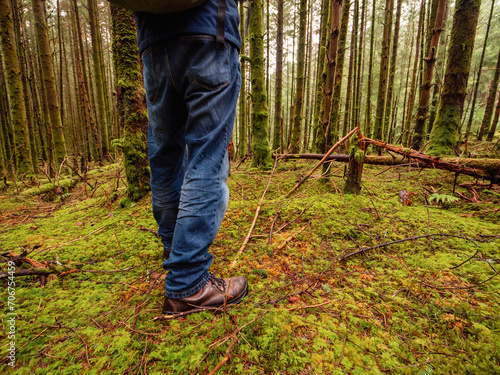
[142,36,241,298]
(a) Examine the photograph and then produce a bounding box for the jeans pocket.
[180,35,231,91]
[141,46,159,104]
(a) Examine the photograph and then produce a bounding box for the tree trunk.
[290,0,307,153]
[313,0,331,151]
[486,93,500,142]
[343,130,365,194]
[328,0,350,147]
[88,0,109,159]
[319,0,342,153]
[412,0,446,150]
[110,5,150,201]
[0,0,33,175]
[249,0,272,169]
[33,0,67,170]
[372,0,393,143]
[364,0,377,138]
[272,0,284,153]
[428,0,481,156]
[467,0,495,140]
[403,0,425,146]
[478,48,500,141]
[238,1,247,158]
[383,0,401,141]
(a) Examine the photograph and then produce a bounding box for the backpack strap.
[216,0,226,50]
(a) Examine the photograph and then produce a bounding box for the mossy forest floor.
[1,146,499,374]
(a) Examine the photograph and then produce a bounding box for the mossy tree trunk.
[319,0,342,154]
[329,0,350,143]
[290,0,308,153]
[313,0,331,152]
[33,0,67,171]
[372,0,393,143]
[343,130,365,195]
[110,5,150,201]
[0,0,33,175]
[428,0,481,156]
[412,0,446,150]
[363,0,376,138]
[249,0,272,169]
[272,0,284,153]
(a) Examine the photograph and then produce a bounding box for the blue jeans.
[142,36,241,298]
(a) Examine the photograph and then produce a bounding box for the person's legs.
[143,36,241,299]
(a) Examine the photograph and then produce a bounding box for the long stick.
[230,156,279,269]
[285,127,359,197]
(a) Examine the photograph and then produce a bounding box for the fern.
[428,193,459,204]
[418,364,435,375]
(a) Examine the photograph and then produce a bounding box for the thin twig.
[340,233,478,260]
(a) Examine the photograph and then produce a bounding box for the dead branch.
[361,137,500,183]
[230,155,279,269]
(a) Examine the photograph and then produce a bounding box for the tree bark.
[412,0,446,150]
[249,0,272,169]
[110,5,150,201]
[290,0,308,153]
[0,0,33,175]
[428,0,481,156]
[272,0,283,153]
[479,47,500,141]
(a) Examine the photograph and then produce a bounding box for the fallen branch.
[207,338,238,375]
[230,155,279,269]
[285,127,359,197]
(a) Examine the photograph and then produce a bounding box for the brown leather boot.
[162,275,248,316]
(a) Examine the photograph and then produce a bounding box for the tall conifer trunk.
[0,0,33,175]
[428,0,481,156]
[291,0,308,152]
[249,0,272,168]
[372,0,393,143]
[481,48,500,142]
[33,0,67,170]
[412,0,446,150]
[88,0,109,159]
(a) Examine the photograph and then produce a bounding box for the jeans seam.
[165,42,178,92]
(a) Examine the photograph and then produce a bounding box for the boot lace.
[209,275,227,293]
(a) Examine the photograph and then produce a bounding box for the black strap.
[216,0,226,50]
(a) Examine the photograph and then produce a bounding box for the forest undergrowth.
[0,145,499,374]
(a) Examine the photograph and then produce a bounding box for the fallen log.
[361,137,499,183]
[277,144,500,183]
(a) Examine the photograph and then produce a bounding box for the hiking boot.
[162,275,248,316]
